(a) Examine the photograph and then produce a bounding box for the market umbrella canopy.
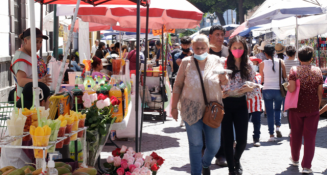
[247,0,324,27]
[272,14,327,40]
[35,0,149,6]
[69,19,115,32]
[75,0,203,30]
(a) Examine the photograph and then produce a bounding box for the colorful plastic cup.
[64,124,72,145]
[70,120,79,141]
[56,126,66,149]
[32,135,50,158]
[77,118,85,138]
[48,129,59,153]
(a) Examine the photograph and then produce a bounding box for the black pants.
[222,96,249,172]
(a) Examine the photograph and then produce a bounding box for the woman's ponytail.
[263,44,276,72]
[272,57,275,72]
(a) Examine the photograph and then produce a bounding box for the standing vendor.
[10,28,51,100]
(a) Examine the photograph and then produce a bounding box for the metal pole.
[55,0,82,93]
[53,5,59,60]
[296,16,299,55]
[135,0,141,153]
[39,4,43,58]
[139,3,149,152]
[69,16,73,67]
[161,26,164,122]
[29,0,40,107]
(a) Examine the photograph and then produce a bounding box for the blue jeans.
[249,112,262,140]
[185,119,221,175]
[263,90,284,135]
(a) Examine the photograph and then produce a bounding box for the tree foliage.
[189,0,264,24]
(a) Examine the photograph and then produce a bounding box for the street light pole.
[207,13,218,26]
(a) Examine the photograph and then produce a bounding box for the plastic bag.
[48,60,68,91]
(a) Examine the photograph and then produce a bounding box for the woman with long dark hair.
[259,45,286,141]
[95,42,106,59]
[222,36,256,175]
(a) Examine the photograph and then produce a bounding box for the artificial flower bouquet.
[104,146,165,175]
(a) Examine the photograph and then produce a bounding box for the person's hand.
[176,59,182,66]
[219,72,228,84]
[171,108,178,121]
[238,84,253,94]
[222,90,229,99]
[40,74,52,86]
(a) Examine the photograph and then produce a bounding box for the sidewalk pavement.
[101,115,327,175]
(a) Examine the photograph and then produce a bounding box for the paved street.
[101,115,327,175]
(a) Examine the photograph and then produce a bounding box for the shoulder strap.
[279,60,285,82]
[194,58,208,105]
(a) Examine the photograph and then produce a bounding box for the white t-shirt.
[91,45,98,56]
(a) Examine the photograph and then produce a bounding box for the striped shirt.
[284,59,300,76]
[247,73,263,113]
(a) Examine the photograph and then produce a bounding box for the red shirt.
[289,65,323,113]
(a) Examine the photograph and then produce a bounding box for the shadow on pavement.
[275,165,300,175]
[245,139,284,150]
[315,124,327,149]
[170,164,191,174]
[162,126,186,134]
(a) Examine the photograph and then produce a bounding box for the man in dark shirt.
[155,40,162,66]
[209,25,229,58]
[173,36,193,75]
[208,25,229,167]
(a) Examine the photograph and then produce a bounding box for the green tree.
[189,0,264,24]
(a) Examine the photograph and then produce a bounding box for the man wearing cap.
[10,28,51,100]
[255,41,268,61]
[1,82,50,168]
[91,40,99,58]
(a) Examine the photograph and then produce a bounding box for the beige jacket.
[173,55,230,126]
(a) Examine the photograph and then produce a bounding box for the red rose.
[150,152,159,160]
[110,96,121,106]
[116,167,125,175]
[156,157,165,166]
[112,148,121,157]
[98,93,107,100]
[151,164,159,171]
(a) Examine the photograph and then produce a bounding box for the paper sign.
[153,25,175,36]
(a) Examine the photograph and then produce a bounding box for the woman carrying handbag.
[171,34,229,175]
[259,44,287,141]
[287,46,323,174]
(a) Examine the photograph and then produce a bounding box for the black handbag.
[279,60,287,97]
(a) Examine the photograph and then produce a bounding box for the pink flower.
[133,168,141,173]
[144,162,151,169]
[103,98,110,106]
[128,147,134,152]
[96,100,105,109]
[126,150,135,156]
[127,157,135,166]
[150,159,157,166]
[120,145,128,153]
[135,158,144,166]
[129,164,136,172]
[90,93,98,102]
[123,153,131,160]
[121,159,129,170]
[83,98,92,108]
[134,152,143,159]
[134,162,142,168]
[107,156,114,163]
[114,156,122,167]
[125,172,132,175]
[116,167,125,175]
[131,173,138,175]
[82,93,90,101]
[144,156,152,164]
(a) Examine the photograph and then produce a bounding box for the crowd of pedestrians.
[170,25,324,175]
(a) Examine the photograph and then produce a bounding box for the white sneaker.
[283,111,288,117]
[289,157,299,166]
[180,120,184,127]
[253,141,261,147]
[268,137,276,142]
[302,168,313,174]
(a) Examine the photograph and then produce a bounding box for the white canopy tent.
[272,14,327,40]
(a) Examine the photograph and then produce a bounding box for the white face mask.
[253,65,259,72]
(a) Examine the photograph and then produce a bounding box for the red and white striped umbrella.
[75,0,203,30]
[35,0,149,6]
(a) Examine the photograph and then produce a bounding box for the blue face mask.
[194,52,208,61]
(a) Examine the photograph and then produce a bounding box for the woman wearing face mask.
[222,36,256,175]
[171,34,229,175]
[259,45,286,141]
[10,28,51,100]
